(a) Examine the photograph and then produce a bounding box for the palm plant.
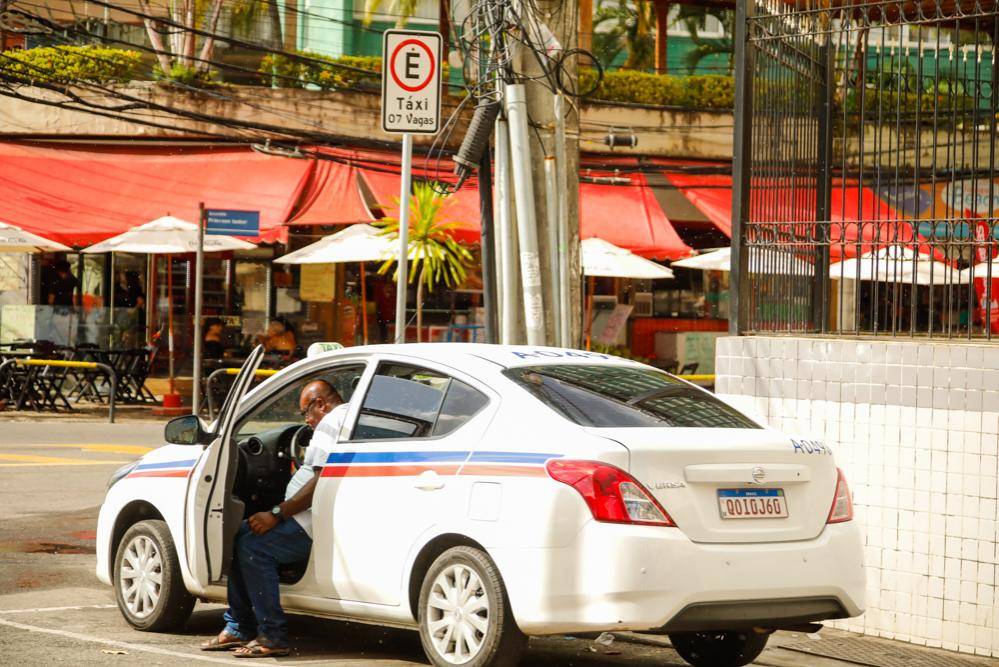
[593,0,656,69]
[377,182,473,342]
[361,0,421,27]
[675,5,734,74]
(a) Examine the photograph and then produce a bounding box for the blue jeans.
[223,519,312,647]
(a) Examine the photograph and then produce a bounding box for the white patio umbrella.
[580,238,673,349]
[0,221,72,252]
[82,216,257,402]
[581,238,675,280]
[672,246,814,275]
[275,224,396,344]
[275,224,394,265]
[830,246,962,286]
[960,259,999,283]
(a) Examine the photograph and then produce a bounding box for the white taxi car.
[97,343,865,667]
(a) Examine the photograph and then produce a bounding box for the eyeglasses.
[299,397,321,417]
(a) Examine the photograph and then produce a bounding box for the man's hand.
[247,511,279,535]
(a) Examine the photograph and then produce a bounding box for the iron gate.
[731,0,999,339]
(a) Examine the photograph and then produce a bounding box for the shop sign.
[205,209,260,237]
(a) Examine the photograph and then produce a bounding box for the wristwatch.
[271,505,283,520]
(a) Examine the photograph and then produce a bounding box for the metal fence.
[731,0,999,339]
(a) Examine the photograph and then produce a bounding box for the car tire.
[113,519,194,631]
[668,630,769,667]
[418,546,527,667]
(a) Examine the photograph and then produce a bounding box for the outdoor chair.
[680,362,699,375]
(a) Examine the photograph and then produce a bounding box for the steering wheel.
[289,425,313,468]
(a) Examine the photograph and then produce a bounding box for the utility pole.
[520,0,582,347]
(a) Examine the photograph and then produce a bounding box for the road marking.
[0,617,246,664]
[0,453,128,467]
[0,604,117,614]
[34,443,154,455]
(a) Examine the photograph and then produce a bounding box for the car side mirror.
[164,415,208,446]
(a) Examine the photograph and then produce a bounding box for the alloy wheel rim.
[119,535,163,619]
[426,564,490,664]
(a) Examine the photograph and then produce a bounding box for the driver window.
[234,364,366,440]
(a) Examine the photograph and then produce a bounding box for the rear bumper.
[491,521,865,635]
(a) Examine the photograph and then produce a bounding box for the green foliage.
[153,64,221,88]
[593,0,656,69]
[0,46,142,84]
[259,53,382,90]
[580,68,735,109]
[376,182,474,293]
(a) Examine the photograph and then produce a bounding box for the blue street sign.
[205,209,260,237]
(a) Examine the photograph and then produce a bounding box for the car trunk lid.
[587,427,838,543]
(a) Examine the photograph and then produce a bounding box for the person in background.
[48,260,78,308]
[203,319,226,359]
[258,318,296,357]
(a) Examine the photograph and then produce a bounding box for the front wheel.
[668,630,769,667]
[418,546,527,667]
[113,519,194,631]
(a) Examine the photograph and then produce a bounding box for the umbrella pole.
[168,254,175,396]
[585,275,595,351]
[109,252,115,348]
[360,261,369,345]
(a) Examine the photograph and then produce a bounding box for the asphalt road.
[0,421,989,667]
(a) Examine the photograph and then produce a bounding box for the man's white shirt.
[285,403,348,538]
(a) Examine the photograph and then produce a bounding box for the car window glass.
[433,380,489,437]
[352,363,451,440]
[504,365,759,429]
[235,364,365,440]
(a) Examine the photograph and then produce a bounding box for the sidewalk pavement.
[615,627,996,667]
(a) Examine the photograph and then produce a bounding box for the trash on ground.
[594,632,615,646]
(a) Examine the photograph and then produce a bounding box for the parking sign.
[381,30,442,135]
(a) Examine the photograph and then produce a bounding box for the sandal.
[233,639,291,659]
[200,631,247,651]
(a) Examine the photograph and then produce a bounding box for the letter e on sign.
[381,30,443,135]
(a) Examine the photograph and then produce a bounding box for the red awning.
[285,160,372,226]
[0,142,313,246]
[359,168,691,260]
[666,172,914,258]
[581,173,693,260]
[358,169,482,245]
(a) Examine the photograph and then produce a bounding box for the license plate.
[718,488,788,519]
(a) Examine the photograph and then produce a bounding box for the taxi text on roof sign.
[381,30,443,135]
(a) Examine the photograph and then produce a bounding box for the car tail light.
[546,459,675,527]
[827,468,854,524]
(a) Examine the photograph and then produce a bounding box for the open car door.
[185,346,265,588]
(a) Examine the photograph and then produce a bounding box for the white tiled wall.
[715,336,999,658]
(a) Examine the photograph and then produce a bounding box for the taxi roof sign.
[381,30,443,135]
[307,342,345,357]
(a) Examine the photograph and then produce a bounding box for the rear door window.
[504,364,759,429]
[352,363,489,440]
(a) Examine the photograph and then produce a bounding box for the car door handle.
[414,470,445,491]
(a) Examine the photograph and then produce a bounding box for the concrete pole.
[521,1,581,346]
[504,83,545,345]
[495,116,518,344]
[554,92,572,347]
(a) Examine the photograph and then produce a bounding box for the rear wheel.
[113,519,194,631]
[668,630,769,667]
[418,546,527,667]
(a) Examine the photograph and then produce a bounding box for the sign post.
[193,202,206,417]
[381,29,442,343]
[196,208,259,416]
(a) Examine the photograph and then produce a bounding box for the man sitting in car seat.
[201,379,348,658]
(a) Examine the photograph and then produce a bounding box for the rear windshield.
[504,364,760,429]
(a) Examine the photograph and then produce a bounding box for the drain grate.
[781,636,990,667]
